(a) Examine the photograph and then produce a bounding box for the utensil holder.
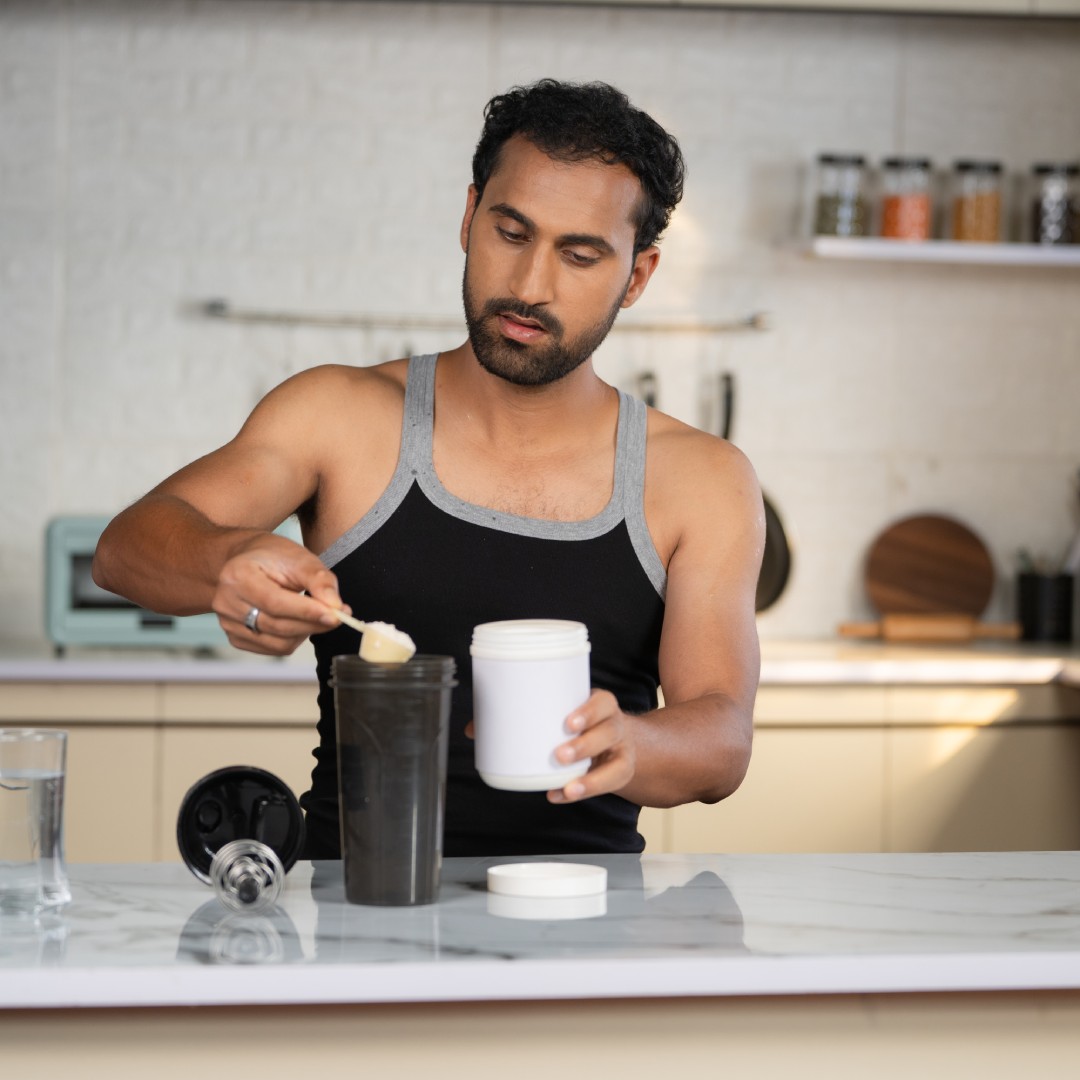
[1017,573,1073,643]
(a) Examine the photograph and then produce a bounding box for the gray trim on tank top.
[319,353,667,599]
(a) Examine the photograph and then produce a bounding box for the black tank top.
[301,354,667,857]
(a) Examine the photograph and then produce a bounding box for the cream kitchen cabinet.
[157,726,316,863]
[667,683,1080,855]
[5,667,1080,862]
[885,685,1080,852]
[0,678,319,863]
[156,683,318,862]
[666,687,889,854]
[668,727,887,853]
[0,682,159,861]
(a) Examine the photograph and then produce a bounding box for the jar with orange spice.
[951,160,1003,242]
[880,157,932,241]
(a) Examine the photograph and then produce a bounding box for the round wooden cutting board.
[865,513,995,617]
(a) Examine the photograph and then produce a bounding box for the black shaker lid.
[176,765,305,884]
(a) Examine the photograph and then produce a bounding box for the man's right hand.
[213,532,348,656]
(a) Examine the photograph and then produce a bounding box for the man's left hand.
[547,689,636,804]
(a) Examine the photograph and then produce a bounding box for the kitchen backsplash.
[2,0,1079,646]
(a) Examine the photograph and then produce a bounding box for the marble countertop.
[5,852,1080,1009]
[2,640,1079,686]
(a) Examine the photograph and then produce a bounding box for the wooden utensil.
[838,614,1020,643]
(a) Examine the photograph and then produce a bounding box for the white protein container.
[471,619,592,791]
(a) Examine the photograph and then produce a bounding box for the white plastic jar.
[470,619,592,791]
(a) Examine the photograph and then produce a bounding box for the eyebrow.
[488,202,617,256]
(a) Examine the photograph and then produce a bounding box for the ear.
[620,246,661,309]
[460,185,480,253]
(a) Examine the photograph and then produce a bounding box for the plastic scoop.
[329,607,417,663]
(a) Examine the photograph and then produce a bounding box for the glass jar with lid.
[880,156,933,241]
[813,153,868,237]
[1030,162,1079,245]
[950,159,1003,243]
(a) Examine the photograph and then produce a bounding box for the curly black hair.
[471,79,685,255]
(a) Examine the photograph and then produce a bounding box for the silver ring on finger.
[244,606,261,633]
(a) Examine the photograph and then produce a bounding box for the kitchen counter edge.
[1,642,1079,687]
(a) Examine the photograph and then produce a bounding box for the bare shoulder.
[243,360,408,431]
[645,407,761,509]
[643,407,764,565]
[147,359,415,545]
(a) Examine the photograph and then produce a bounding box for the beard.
[462,253,628,388]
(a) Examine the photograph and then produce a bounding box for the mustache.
[480,297,563,337]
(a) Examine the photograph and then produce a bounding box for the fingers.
[546,690,635,804]
[218,606,313,657]
[213,535,346,656]
[305,568,350,620]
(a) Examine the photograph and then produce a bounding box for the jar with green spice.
[813,153,868,237]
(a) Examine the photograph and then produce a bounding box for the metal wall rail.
[196,299,770,335]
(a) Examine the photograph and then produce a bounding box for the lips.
[496,312,548,344]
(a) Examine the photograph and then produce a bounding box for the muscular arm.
[551,428,764,808]
[92,367,367,655]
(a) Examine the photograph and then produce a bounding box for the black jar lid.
[817,152,866,166]
[883,156,932,170]
[176,765,305,884]
[954,159,1003,174]
[1032,162,1079,176]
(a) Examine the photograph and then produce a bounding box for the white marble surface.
[5,852,1080,1009]
[2,640,1079,686]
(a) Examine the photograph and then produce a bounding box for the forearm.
[617,693,753,809]
[92,494,263,616]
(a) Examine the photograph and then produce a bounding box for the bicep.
[151,441,316,534]
[656,452,764,712]
[151,382,322,532]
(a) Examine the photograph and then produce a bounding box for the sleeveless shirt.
[301,354,667,858]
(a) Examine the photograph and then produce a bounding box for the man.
[93,79,764,857]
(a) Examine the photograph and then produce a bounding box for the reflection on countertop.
[5,852,1080,1009]
[1,638,1079,686]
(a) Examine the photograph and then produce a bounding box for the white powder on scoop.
[359,621,417,664]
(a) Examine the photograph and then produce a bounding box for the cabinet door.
[888,725,1080,852]
[668,728,887,853]
[158,726,318,862]
[637,806,669,853]
[58,724,157,863]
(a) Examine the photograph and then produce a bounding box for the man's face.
[460,136,659,388]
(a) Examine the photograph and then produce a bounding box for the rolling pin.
[838,613,1021,643]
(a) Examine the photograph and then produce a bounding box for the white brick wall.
[1,0,1079,647]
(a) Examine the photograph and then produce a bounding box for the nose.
[508,245,555,307]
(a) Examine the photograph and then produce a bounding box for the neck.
[436,342,614,446]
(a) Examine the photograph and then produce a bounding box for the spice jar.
[951,160,1003,242]
[1031,163,1079,245]
[880,157,933,241]
[813,153,868,237]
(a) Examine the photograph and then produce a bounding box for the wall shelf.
[803,236,1080,267]
[471,0,1080,15]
